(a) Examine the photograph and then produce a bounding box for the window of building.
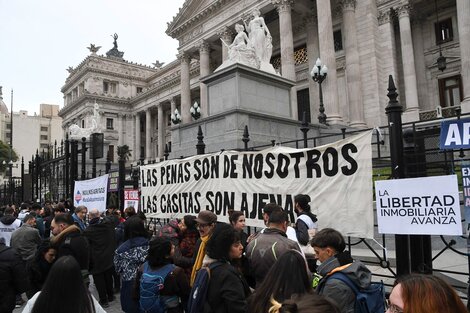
[106,118,114,130]
[108,145,114,163]
[293,45,308,66]
[435,18,453,44]
[41,126,48,132]
[333,29,343,52]
[297,89,311,123]
[438,75,463,107]
[81,120,85,128]
[110,82,117,93]
[5,133,11,138]
[6,123,11,129]
[40,135,48,140]
[40,143,48,149]
[103,81,109,94]
[167,113,171,126]
[137,87,143,94]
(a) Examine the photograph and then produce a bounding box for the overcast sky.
[0,0,186,115]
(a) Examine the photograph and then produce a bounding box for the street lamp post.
[171,108,182,125]
[310,58,328,125]
[190,101,201,120]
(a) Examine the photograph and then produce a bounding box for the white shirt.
[22,291,107,313]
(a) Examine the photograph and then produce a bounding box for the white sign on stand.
[124,189,139,211]
[375,175,462,235]
[73,174,109,213]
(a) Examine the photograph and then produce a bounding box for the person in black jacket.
[83,209,119,308]
[50,213,90,283]
[26,239,57,298]
[203,223,250,313]
[0,237,28,313]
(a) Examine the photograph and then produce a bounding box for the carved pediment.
[166,0,228,38]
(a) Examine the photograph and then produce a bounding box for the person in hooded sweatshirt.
[312,228,371,313]
[0,206,22,246]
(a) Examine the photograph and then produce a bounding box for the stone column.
[377,9,399,122]
[217,27,233,62]
[145,109,152,161]
[305,9,320,123]
[118,114,124,146]
[317,0,342,123]
[342,0,366,127]
[397,3,419,112]
[157,104,164,160]
[457,0,470,111]
[199,40,211,118]
[273,0,298,120]
[135,113,141,161]
[179,52,191,123]
[170,97,177,123]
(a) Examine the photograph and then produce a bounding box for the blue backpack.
[139,262,176,313]
[187,261,224,313]
[327,272,385,313]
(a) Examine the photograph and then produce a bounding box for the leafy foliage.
[0,140,19,173]
[117,145,132,160]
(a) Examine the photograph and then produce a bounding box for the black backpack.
[326,272,385,313]
[187,261,223,313]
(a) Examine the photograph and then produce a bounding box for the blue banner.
[462,165,470,235]
[440,118,470,149]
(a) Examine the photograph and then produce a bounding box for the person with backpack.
[188,223,250,313]
[312,228,377,313]
[135,237,190,313]
[294,194,317,251]
[114,215,150,313]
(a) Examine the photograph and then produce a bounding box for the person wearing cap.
[189,210,217,286]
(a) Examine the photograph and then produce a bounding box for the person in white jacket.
[22,255,106,313]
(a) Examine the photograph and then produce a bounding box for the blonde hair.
[268,297,282,313]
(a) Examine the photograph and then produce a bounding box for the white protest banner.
[73,174,109,213]
[141,131,374,238]
[124,189,140,211]
[375,175,462,235]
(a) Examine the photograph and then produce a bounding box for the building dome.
[0,87,9,115]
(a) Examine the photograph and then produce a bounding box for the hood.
[0,215,18,225]
[318,250,371,289]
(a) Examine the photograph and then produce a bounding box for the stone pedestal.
[170,63,321,158]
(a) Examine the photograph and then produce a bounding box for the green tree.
[0,140,19,173]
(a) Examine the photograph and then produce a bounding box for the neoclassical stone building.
[59,0,470,165]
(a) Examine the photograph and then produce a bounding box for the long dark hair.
[249,250,311,313]
[147,237,173,268]
[32,256,95,313]
[124,215,148,241]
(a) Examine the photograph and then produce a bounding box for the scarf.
[190,235,210,286]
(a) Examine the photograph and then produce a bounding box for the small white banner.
[73,174,109,213]
[141,131,374,238]
[375,175,462,235]
[124,189,140,211]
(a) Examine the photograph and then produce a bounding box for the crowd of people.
[0,196,468,313]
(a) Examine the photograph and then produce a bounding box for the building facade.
[59,0,470,165]
[10,104,63,177]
